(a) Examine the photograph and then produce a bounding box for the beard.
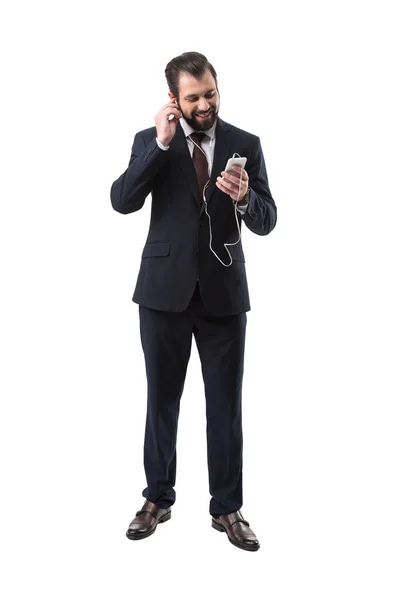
[177,102,219,131]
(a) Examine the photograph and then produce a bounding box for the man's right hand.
[155,100,182,147]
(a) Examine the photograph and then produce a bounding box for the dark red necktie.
[189,132,209,200]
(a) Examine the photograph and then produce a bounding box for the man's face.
[169,69,220,131]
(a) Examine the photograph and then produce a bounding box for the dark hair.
[165,51,218,99]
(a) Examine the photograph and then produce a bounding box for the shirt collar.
[179,117,217,141]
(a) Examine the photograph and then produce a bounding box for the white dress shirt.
[156,117,249,214]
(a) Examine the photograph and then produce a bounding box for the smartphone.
[224,157,247,171]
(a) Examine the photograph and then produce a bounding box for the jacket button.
[194,249,198,256]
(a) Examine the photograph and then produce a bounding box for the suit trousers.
[138,281,247,516]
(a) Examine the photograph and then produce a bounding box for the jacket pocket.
[141,241,171,258]
[228,244,246,262]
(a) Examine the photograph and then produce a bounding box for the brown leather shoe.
[212,510,260,551]
[126,500,171,540]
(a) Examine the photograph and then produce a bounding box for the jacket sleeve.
[241,136,277,236]
[110,132,170,214]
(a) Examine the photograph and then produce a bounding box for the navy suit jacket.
[110,117,277,316]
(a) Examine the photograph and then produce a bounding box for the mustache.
[195,109,214,116]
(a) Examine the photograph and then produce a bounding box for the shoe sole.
[126,510,171,540]
[211,518,260,552]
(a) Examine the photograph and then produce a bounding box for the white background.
[1,0,399,598]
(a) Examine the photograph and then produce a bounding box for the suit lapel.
[169,117,234,213]
[170,122,200,207]
[201,117,233,215]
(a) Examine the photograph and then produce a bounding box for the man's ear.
[168,91,176,102]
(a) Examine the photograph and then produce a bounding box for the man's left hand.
[216,166,249,203]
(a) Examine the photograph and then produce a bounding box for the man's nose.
[198,98,210,112]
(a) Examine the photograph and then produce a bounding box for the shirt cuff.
[236,202,249,214]
[156,138,170,151]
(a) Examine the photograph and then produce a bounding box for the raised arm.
[110,100,182,215]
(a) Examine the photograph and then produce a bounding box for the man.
[110,52,277,552]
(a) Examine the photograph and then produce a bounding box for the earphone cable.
[188,135,244,267]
